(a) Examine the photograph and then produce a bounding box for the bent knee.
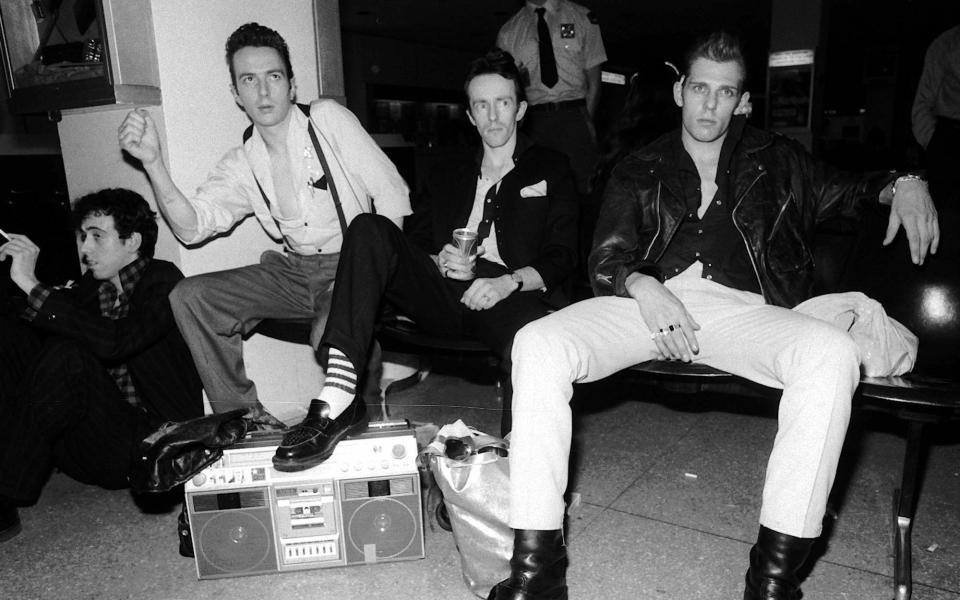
[346,213,391,238]
[169,276,206,307]
[785,324,861,389]
[34,338,94,377]
[814,326,860,371]
[512,315,577,365]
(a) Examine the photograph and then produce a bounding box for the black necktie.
[535,7,558,88]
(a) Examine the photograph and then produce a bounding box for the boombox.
[183,423,424,579]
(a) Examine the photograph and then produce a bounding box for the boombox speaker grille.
[191,490,278,578]
[346,497,418,559]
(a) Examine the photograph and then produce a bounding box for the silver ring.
[668,324,677,332]
[443,268,450,278]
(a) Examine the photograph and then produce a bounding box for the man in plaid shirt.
[0,189,202,543]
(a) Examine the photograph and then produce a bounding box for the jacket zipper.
[641,182,664,260]
[731,169,767,298]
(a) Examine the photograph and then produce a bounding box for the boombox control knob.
[391,444,407,459]
[192,472,207,487]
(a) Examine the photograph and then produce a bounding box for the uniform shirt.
[912,25,960,148]
[497,0,607,105]
[183,100,411,254]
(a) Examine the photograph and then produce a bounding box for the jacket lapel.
[449,159,479,230]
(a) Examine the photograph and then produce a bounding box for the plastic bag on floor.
[793,291,918,377]
[421,420,511,597]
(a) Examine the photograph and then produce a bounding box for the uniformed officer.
[497,0,606,194]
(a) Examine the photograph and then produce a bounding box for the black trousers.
[0,320,157,504]
[321,214,553,379]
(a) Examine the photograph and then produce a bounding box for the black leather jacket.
[589,123,895,308]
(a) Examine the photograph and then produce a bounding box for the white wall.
[57,0,336,421]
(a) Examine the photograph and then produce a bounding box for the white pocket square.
[520,180,548,198]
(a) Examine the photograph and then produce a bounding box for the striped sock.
[318,347,357,417]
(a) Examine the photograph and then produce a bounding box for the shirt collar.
[671,115,747,178]
[471,133,533,173]
[114,254,150,298]
[527,0,560,15]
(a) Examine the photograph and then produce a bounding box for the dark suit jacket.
[27,259,202,424]
[406,136,579,306]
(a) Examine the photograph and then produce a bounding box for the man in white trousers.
[490,31,940,600]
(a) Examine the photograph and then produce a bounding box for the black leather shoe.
[488,529,568,600]
[0,499,22,543]
[272,397,368,472]
[743,526,815,600]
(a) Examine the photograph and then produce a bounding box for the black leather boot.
[743,526,815,600]
[488,529,568,600]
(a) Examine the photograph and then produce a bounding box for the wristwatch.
[892,174,926,197]
[509,271,523,292]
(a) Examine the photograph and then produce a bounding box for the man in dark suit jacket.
[272,48,578,472]
[0,188,203,542]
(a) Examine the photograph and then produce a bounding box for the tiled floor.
[1,358,958,600]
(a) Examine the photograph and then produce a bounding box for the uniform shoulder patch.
[587,10,599,24]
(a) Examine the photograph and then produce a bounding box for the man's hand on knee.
[625,272,700,361]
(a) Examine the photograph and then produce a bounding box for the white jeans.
[508,263,859,538]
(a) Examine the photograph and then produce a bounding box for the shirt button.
[706,275,713,280]
[697,229,703,234]
[695,251,700,257]
[716,200,722,205]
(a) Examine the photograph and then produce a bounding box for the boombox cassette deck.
[184,423,424,579]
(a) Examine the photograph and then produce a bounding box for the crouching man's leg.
[0,339,154,542]
[489,298,653,600]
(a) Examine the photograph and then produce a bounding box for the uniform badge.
[560,23,575,38]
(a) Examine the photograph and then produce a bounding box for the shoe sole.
[0,520,22,543]
[272,418,369,472]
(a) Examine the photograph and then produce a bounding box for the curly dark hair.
[72,189,158,258]
[682,31,747,89]
[225,22,294,86]
[464,48,527,104]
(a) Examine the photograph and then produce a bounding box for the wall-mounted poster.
[766,50,815,130]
